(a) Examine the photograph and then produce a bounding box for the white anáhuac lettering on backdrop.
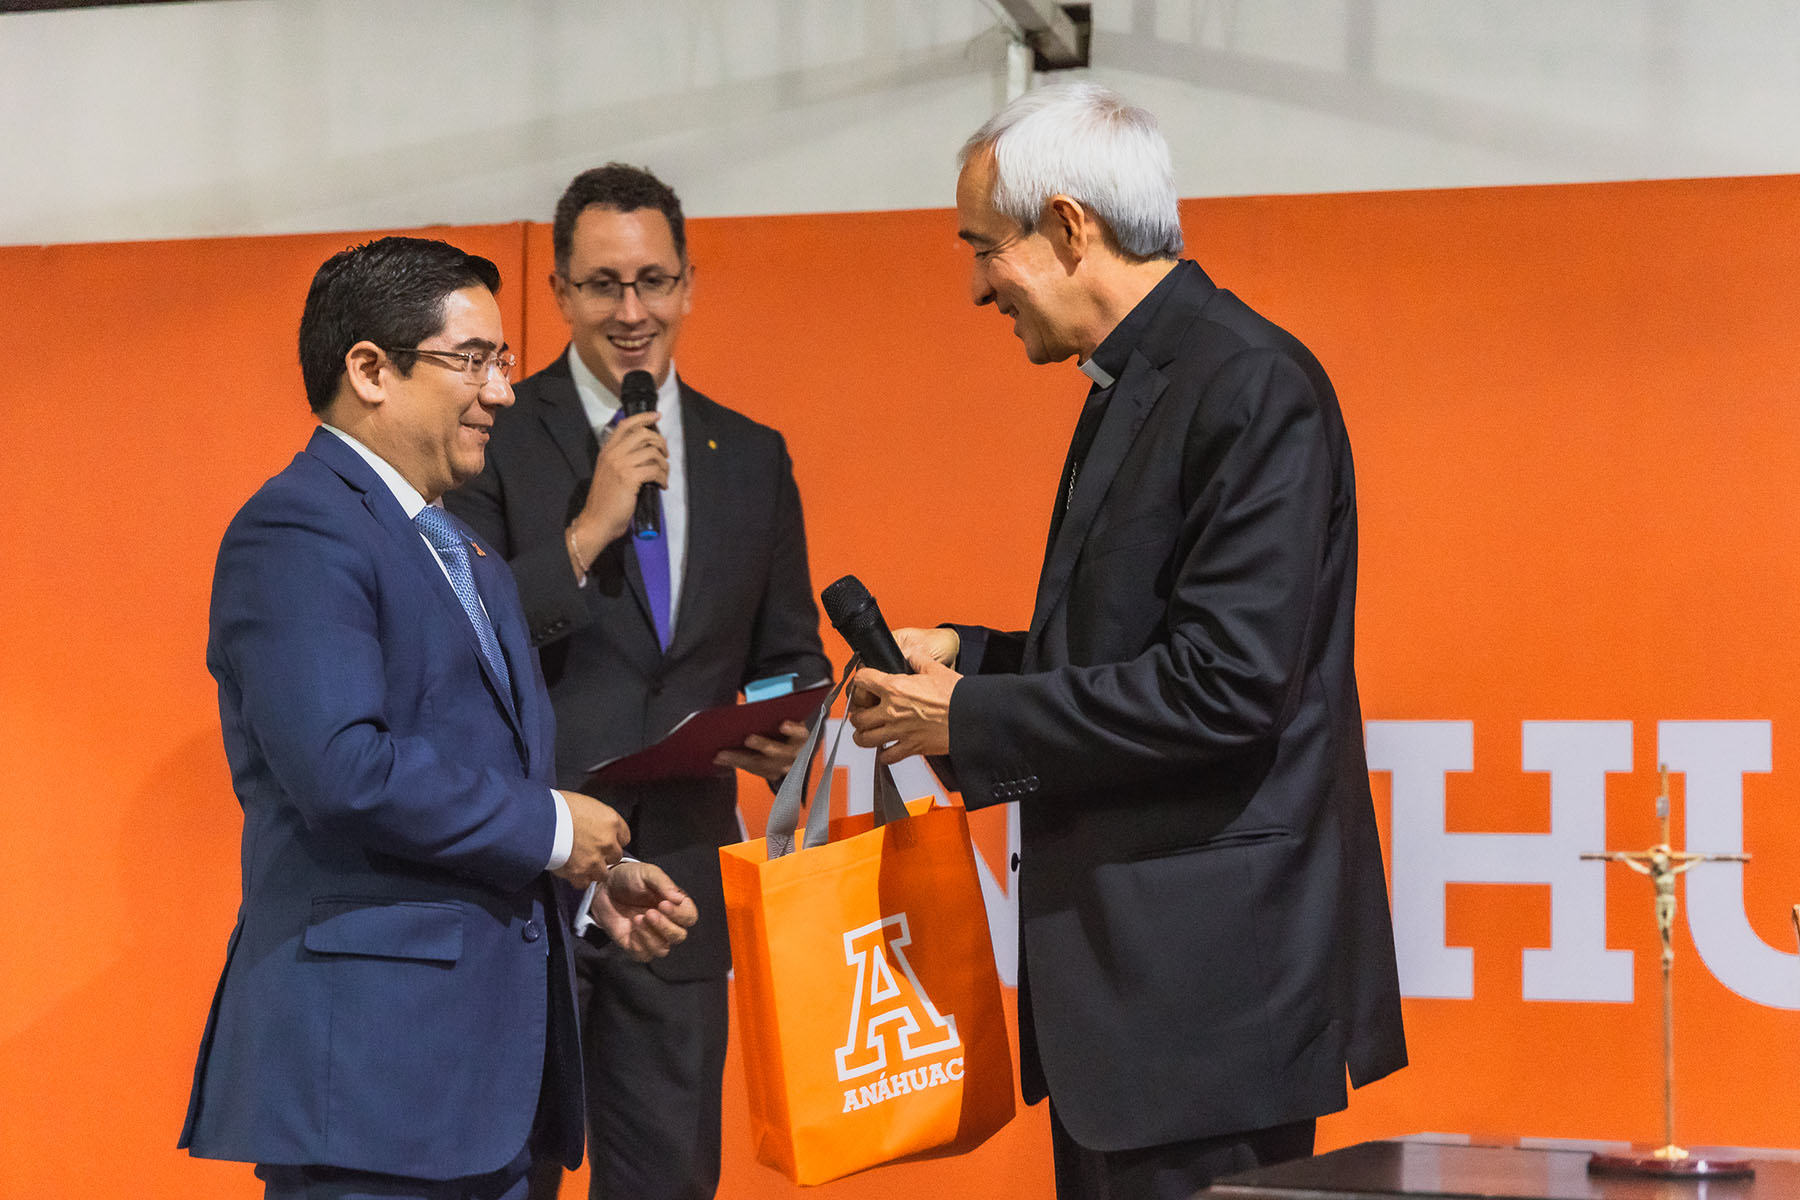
[1367,720,1633,1002]
[1368,719,1799,1010]
[1658,721,1797,1009]
[777,718,1797,1010]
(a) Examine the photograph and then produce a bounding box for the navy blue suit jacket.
[180,428,585,1179]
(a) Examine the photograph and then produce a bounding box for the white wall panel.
[3,0,1798,245]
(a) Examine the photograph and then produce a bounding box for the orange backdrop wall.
[4,175,1799,1197]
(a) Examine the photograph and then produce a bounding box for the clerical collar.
[1077,260,1187,390]
[1078,357,1114,389]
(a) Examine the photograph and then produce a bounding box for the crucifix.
[1580,764,1752,1180]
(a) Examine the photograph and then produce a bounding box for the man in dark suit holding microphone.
[447,164,829,1200]
[181,236,696,1199]
[849,84,1407,1199]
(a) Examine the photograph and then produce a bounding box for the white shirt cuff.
[571,856,642,939]
[573,883,599,936]
[547,789,573,871]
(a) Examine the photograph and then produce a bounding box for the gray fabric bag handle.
[765,655,912,860]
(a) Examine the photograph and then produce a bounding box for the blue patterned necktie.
[607,408,673,650]
[413,506,515,709]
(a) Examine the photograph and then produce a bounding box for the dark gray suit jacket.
[447,351,828,979]
[948,261,1406,1151]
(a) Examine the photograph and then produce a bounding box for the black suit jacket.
[447,351,828,980]
[948,262,1406,1151]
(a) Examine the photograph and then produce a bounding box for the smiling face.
[375,285,514,502]
[552,204,693,395]
[956,147,1084,366]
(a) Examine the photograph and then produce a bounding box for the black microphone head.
[821,574,912,674]
[620,369,658,415]
[821,575,875,633]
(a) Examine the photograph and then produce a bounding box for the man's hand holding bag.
[718,663,1016,1185]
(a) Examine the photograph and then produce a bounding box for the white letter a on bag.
[836,913,961,1082]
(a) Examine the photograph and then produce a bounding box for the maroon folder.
[582,680,833,788]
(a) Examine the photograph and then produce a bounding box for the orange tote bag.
[719,669,1016,1185]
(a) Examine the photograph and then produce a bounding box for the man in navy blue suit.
[180,236,697,1200]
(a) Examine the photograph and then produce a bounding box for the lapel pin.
[708,438,718,450]
[468,540,487,557]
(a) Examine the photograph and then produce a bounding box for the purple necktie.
[608,408,672,650]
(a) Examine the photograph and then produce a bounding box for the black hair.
[551,163,687,275]
[298,236,501,413]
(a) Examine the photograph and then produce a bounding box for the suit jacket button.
[522,921,542,943]
[1010,852,1020,872]
[1026,775,1039,790]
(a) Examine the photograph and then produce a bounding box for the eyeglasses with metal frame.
[391,346,517,383]
[562,269,687,306]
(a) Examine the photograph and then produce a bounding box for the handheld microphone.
[822,574,960,788]
[821,575,913,675]
[620,369,662,540]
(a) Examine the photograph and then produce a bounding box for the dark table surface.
[1200,1136,1800,1199]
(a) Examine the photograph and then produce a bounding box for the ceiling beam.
[989,0,1086,69]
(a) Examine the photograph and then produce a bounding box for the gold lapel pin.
[468,540,487,558]
[708,438,718,450]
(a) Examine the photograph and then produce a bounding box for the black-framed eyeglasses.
[563,269,687,306]
[391,346,517,383]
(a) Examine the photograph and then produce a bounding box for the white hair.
[959,82,1182,260]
